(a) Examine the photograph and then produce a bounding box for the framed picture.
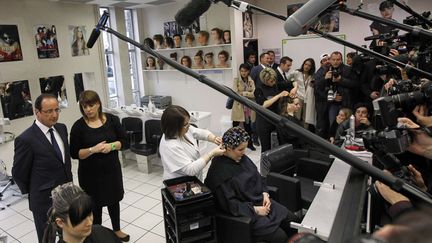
[0,25,23,62]
[39,75,68,108]
[287,4,340,34]
[34,24,59,59]
[0,80,33,120]
[175,19,200,35]
[69,25,90,56]
[242,12,253,38]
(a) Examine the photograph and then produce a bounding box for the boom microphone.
[284,0,337,37]
[175,0,212,27]
[86,29,100,49]
[87,11,110,48]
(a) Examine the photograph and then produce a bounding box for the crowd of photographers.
[284,1,432,242]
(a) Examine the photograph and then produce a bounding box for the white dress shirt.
[35,119,65,163]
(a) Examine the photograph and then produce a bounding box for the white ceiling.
[49,0,187,9]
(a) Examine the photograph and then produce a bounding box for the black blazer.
[12,122,72,211]
[275,69,293,92]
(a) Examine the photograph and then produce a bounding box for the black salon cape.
[205,155,288,236]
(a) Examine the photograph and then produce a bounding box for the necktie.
[283,72,288,81]
[49,128,63,162]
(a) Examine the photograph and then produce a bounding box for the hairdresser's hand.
[407,164,428,192]
[210,145,226,157]
[254,206,270,216]
[93,141,107,153]
[289,87,297,98]
[208,134,222,145]
[278,90,290,98]
[412,105,432,127]
[213,136,223,145]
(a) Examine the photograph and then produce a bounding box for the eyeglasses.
[40,108,61,114]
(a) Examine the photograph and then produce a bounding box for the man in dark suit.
[12,93,72,243]
[267,50,279,70]
[250,52,270,88]
[275,56,294,93]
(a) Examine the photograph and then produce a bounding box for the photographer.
[398,115,432,160]
[334,103,373,146]
[315,51,360,139]
[374,164,428,219]
[369,1,397,50]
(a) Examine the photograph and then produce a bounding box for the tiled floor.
[0,147,261,243]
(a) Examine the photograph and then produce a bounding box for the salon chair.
[264,144,332,215]
[215,187,278,243]
[121,117,162,173]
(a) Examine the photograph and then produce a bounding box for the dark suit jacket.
[275,69,293,92]
[12,122,72,211]
[250,64,264,88]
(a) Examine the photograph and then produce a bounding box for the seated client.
[205,127,299,243]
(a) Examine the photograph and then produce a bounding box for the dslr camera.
[331,68,340,79]
[327,87,337,102]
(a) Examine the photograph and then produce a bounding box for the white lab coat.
[159,125,211,180]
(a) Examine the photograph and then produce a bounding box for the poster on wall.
[39,75,68,108]
[243,12,253,38]
[34,24,59,59]
[0,80,33,120]
[287,4,340,34]
[69,26,90,57]
[164,21,179,37]
[0,25,23,62]
[175,19,200,35]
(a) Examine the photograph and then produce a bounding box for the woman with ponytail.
[43,183,121,243]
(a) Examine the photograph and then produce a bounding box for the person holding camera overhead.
[315,51,359,139]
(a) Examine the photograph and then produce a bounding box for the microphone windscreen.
[175,0,212,27]
[284,0,335,37]
[86,29,100,49]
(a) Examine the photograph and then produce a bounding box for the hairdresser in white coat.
[159,105,225,180]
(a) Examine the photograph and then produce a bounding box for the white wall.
[254,0,430,66]
[0,0,106,170]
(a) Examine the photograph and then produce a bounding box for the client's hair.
[222,127,250,149]
[43,183,93,243]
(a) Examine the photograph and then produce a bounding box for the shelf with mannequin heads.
[142,29,232,72]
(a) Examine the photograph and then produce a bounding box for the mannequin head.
[197,31,209,46]
[223,30,231,44]
[210,28,223,45]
